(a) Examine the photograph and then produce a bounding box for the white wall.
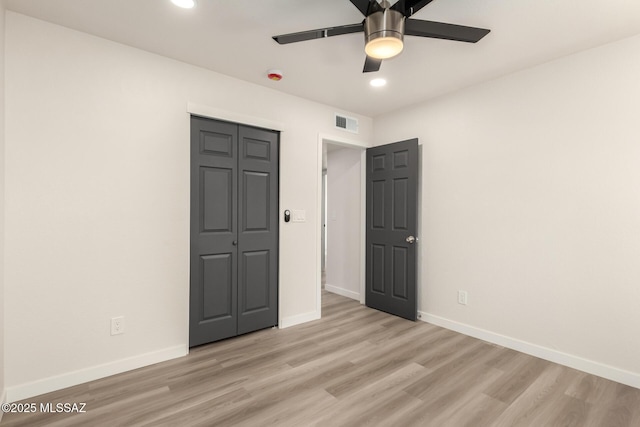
[0,0,6,410]
[374,33,640,387]
[4,12,372,401]
[325,147,362,300]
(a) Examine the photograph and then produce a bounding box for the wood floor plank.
[564,372,598,402]
[582,381,640,427]
[489,363,582,427]
[236,389,337,427]
[545,395,591,427]
[403,339,492,400]
[418,362,505,425]
[442,393,507,427]
[484,354,550,405]
[2,290,639,426]
[312,363,429,426]
[245,342,374,399]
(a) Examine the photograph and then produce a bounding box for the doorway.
[318,136,367,308]
[318,136,420,322]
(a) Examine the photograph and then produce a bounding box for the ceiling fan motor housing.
[364,8,405,59]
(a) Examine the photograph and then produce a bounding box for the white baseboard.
[6,345,188,403]
[419,311,640,390]
[325,284,360,301]
[280,310,321,329]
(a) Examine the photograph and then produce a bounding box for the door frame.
[187,102,286,339]
[316,133,369,308]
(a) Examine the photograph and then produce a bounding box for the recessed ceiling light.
[370,78,387,87]
[171,0,196,9]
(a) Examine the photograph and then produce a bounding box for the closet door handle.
[232,240,238,246]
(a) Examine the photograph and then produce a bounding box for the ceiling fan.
[272,0,490,73]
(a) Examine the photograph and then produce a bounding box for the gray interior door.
[236,126,279,335]
[190,116,278,347]
[366,139,418,321]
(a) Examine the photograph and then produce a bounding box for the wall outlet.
[457,290,468,305]
[111,316,125,335]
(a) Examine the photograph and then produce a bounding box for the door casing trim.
[187,102,286,132]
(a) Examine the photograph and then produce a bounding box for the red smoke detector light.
[267,69,283,81]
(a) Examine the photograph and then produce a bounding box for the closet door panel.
[190,117,238,346]
[237,126,279,335]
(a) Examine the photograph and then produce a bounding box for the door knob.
[406,236,416,244]
[232,241,238,246]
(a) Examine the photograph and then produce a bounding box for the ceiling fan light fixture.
[365,36,403,60]
[364,8,405,60]
[272,0,490,74]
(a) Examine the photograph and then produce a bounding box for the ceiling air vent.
[335,113,359,134]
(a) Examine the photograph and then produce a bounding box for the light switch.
[292,209,306,222]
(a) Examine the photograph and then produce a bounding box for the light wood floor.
[3,291,640,426]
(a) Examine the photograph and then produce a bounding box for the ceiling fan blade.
[363,56,382,73]
[273,23,364,45]
[391,0,436,17]
[405,19,490,43]
[350,0,383,16]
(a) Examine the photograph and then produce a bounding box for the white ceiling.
[6,0,640,117]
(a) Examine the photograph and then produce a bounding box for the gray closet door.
[237,126,279,335]
[366,139,418,321]
[190,116,278,347]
